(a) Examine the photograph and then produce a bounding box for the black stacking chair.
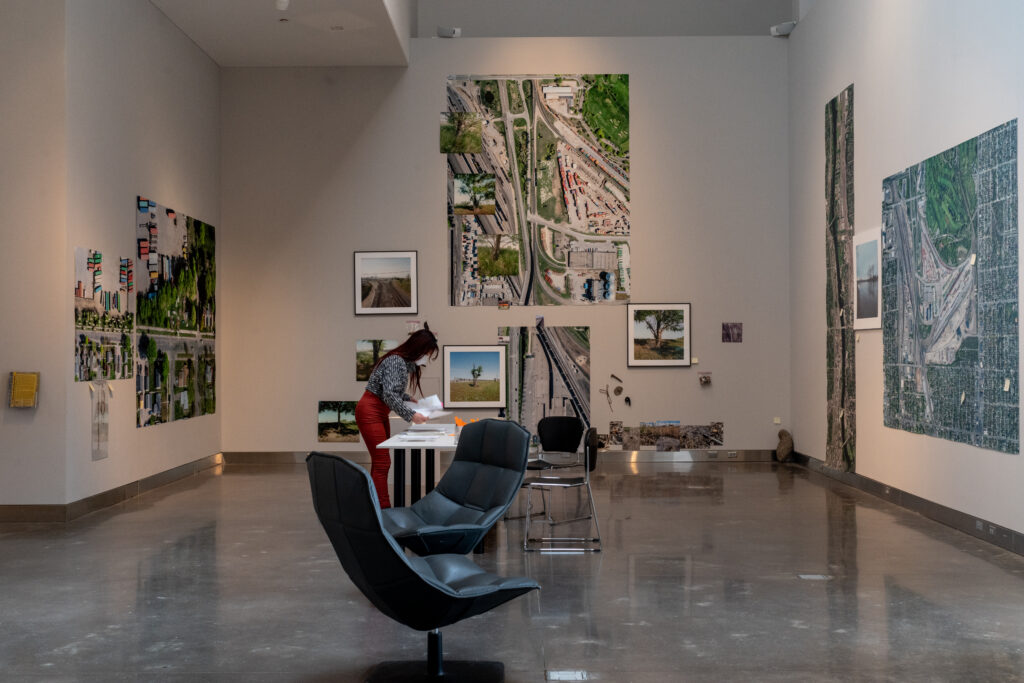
[523,427,602,552]
[529,415,585,471]
[307,452,539,682]
[382,419,530,555]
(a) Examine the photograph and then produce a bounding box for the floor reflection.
[135,523,219,670]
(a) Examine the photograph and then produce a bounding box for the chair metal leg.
[524,481,602,552]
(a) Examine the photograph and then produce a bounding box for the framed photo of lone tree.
[443,345,506,408]
[628,303,691,367]
[354,251,418,315]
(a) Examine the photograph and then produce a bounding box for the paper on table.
[404,394,451,419]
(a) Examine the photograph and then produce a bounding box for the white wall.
[219,37,791,453]
[0,0,220,505]
[788,0,1024,531]
[0,0,69,504]
[62,0,221,502]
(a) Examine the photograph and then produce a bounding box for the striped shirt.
[366,354,417,421]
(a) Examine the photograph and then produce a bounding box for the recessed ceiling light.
[275,0,290,10]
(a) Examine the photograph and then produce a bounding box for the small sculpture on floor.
[776,429,794,463]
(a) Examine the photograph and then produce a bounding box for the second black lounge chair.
[382,418,530,555]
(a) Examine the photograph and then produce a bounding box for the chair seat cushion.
[523,475,586,487]
[414,554,539,596]
[382,506,491,555]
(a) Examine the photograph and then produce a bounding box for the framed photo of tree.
[443,345,506,408]
[627,303,691,367]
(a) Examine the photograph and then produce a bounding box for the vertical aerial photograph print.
[446,74,629,306]
[134,197,216,427]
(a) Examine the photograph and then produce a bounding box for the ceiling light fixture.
[275,0,290,11]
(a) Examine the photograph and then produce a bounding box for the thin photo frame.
[354,251,418,315]
[853,228,881,330]
[628,303,691,367]
[443,345,507,408]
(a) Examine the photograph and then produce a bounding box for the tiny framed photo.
[354,251,418,315]
[443,345,506,408]
[853,228,881,330]
[628,303,691,367]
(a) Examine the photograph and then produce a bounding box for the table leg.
[425,449,436,493]
[393,448,405,508]
[410,448,422,504]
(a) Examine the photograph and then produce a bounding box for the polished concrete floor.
[3,460,1024,681]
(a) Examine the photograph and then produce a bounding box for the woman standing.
[355,324,439,508]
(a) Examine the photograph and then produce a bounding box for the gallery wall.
[0,0,221,505]
[788,0,1024,531]
[62,0,221,503]
[219,37,791,453]
[0,0,68,504]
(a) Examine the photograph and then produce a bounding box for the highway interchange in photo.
[446,75,629,306]
[503,321,590,430]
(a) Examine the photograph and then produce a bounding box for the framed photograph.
[318,400,360,443]
[628,303,691,366]
[853,228,881,329]
[443,345,506,408]
[354,251,418,315]
[356,339,399,380]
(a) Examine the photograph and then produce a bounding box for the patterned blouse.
[366,354,417,421]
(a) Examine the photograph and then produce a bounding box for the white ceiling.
[150,0,798,68]
[150,0,411,67]
[418,0,796,39]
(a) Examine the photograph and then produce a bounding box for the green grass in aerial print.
[582,74,629,155]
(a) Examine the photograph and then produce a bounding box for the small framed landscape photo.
[853,228,881,330]
[317,400,359,443]
[354,251,418,315]
[443,345,506,408]
[628,303,691,367]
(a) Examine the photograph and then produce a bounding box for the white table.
[377,424,457,507]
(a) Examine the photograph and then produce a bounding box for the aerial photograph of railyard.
[500,318,590,430]
[446,74,629,306]
[881,119,1018,454]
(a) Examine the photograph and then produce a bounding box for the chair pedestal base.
[366,660,504,682]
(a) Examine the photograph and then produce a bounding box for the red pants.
[355,390,392,508]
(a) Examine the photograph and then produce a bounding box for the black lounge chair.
[307,451,539,681]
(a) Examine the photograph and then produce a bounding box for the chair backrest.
[307,452,460,630]
[432,419,530,519]
[585,427,599,473]
[537,415,584,453]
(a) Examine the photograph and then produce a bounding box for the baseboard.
[221,451,372,465]
[793,452,1024,557]
[0,453,223,523]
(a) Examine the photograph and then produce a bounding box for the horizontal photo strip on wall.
[354,251,418,315]
[627,303,691,367]
[443,345,506,408]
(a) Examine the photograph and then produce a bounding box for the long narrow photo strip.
[825,85,855,471]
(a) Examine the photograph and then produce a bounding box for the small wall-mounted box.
[9,371,40,408]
